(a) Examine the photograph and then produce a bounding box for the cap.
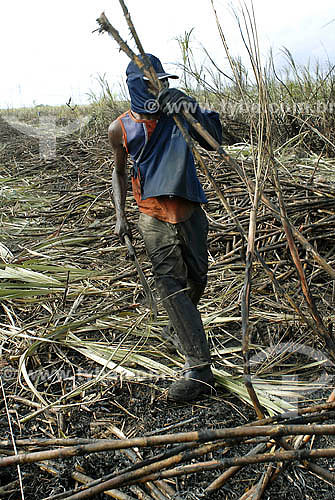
[126,53,179,80]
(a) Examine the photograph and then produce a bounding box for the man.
[109,54,222,402]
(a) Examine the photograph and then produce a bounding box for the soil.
[3,381,335,499]
[2,376,335,500]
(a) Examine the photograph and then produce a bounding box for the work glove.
[157,88,195,116]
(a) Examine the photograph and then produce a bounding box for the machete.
[124,235,157,317]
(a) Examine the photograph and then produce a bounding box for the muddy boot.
[160,322,183,353]
[156,277,213,401]
[160,280,207,355]
[168,365,215,402]
[161,325,180,353]
[157,278,211,367]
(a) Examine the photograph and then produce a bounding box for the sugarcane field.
[1,2,335,499]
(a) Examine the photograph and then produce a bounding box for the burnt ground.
[1,113,335,500]
[1,377,335,500]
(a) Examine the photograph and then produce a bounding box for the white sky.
[1,0,334,108]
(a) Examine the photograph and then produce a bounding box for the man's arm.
[187,107,223,151]
[108,119,131,241]
[157,88,223,150]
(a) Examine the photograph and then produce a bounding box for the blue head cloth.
[126,54,178,114]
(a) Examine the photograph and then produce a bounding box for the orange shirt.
[119,110,197,223]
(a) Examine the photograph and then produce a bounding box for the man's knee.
[155,275,187,300]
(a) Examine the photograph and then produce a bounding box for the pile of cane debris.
[1,111,335,499]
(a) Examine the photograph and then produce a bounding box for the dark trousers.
[138,206,211,368]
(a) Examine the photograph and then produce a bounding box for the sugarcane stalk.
[2,399,335,451]
[107,424,174,500]
[241,207,265,419]
[40,443,196,500]
[117,0,161,90]
[204,410,335,495]
[204,441,270,494]
[271,164,335,358]
[239,485,258,500]
[5,424,335,468]
[244,399,335,427]
[248,463,275,500]
[242,393,335,497]
[278,436,335,485]
[43,441,226,500]
[113,448,335,487]
[38,462,134,500]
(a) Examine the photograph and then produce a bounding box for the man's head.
[126,54,179,83]
[126,54,178,115]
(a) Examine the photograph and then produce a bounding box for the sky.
[1,0,334,108]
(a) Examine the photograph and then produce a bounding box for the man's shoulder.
[108,110,130,131]
[108,111,130,147]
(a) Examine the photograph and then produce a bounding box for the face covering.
[127,75,158,114]
[126,76,169,114]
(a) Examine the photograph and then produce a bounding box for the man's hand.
[157,88,194,116]
[114,216,131,242]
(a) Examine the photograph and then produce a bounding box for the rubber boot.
[160,323,183,353]
[168,365,215,402]
[160,280,206,354]
[156,277,214,401]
